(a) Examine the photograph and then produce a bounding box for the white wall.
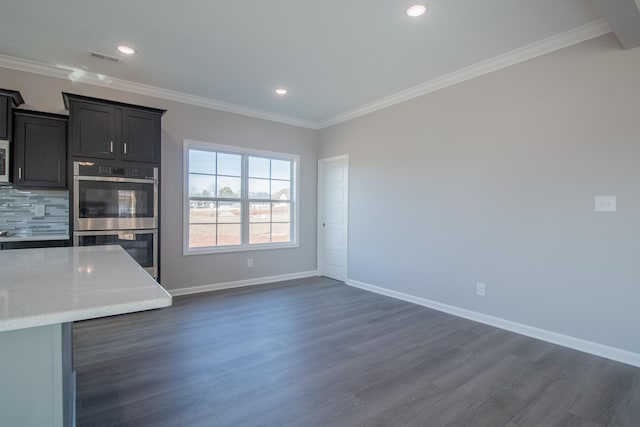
[0,67,319,291]
[318,34,640,355]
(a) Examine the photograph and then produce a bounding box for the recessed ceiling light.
[275,88,288,95]
[406,4,426,17]
[117,45,136,55]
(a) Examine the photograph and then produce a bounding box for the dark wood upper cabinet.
[0,89,25,140]
[13,110,68,189]
[63,93,165,165]
[121,108,161,163]
[70,101,116,159]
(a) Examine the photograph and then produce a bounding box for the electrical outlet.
[247,258,253,268]
[476,282,486,297]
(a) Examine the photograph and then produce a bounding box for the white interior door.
[318,156,348,281]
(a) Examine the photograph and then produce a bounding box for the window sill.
[183,242,300,256]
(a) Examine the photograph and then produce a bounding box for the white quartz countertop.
[0,245,172,332]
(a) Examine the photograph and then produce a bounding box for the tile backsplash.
[0,187,69,237]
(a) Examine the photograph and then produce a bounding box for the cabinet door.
[14,114,67,189]
[0,96,9,140]
[121,108,161,163]
[71,101,116,159]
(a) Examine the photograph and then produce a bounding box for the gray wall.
[318,34,640,354]
[0,67,318,290]
[3,32,639,355]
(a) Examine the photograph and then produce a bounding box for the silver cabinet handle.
[18,167,22,179]
[110,141,114,153]
[124,142,127,154]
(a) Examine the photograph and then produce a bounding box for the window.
[184,140,299,254]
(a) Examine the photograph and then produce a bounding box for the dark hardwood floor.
[73,277,640,426]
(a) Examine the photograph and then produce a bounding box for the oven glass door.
[75,230,157,278]
[75,179,157,230]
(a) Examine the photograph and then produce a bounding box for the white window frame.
[183,139,300,255]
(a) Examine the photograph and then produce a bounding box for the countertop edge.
[0,295,172,333]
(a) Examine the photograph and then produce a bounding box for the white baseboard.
[169,270,320,297]
[346,279,640,368]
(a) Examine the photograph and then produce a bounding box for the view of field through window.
[187,148,292,249]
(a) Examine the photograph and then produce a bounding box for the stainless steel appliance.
[74,229,158,278]
[73,162,158,231]
[73,161,159,278]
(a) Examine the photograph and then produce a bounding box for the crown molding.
[0,54,319,129]
[0,19,611,131]
[0,55,71,80]
[317,19,613,129]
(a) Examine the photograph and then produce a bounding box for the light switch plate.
[595,196,616,212]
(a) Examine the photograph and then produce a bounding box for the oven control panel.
[74,162,157,180]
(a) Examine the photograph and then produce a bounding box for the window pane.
[272,223,290,243]
[190,201,216,224]
[272,202,290,222]
[271,180,290,200]
[272,159,291,180]
[189,224,216,248]
[217,176,241,198]
[249,223,271,244]
[217,202,241,223]
[189,150,216,175]
[185,145,296,252]
[249,156,270,178]
[250,202,271,223]
[249,178,270,199]
[189,174,215,197]
[217,224,241,246]
[217,152,241,176]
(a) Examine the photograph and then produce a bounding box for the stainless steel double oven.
[72,161,159,278]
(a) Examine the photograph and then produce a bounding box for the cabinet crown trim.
[0,89,24,106]
[13,109,69,121]
[62,93,166,116]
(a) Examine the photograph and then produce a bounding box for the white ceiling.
[0,0,614,128]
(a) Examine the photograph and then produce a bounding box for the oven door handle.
[118,232,136,241]
[74,229,157,236]
[74,175,157,184]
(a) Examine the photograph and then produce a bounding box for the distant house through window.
[183,140,299,254]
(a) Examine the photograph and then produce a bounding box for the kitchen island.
[0,245,172,427]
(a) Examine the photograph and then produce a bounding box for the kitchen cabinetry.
[0,89,24,140]
[0,240,70,250]
[13,110,68,189]
[63,93,165,164]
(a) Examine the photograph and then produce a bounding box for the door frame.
[317,155,349,280]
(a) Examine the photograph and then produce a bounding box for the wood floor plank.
[552,413,604,427]
[507,353,603,426]
[607,368,640,427]
[568,360,638,425]
[73,277,640,426]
